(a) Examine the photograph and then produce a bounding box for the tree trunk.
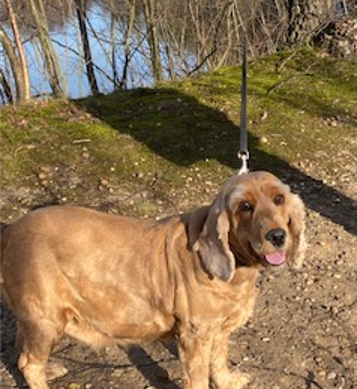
[0,27,25,102]
[287,0,333,45]
[0,68,13,103]
[110,0,119,90]
[28,0,63,97]
[121,0,137,89]
[4,0,30,101]
[143,0,163,83]
[75,0,99,95]
[214,1,234,69]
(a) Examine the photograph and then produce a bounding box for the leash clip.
[238,150,249,175]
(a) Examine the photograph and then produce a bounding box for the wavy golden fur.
[0,171,306,389]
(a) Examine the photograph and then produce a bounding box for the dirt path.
[1,167,357,389]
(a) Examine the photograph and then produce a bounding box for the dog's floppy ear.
[192,191,235,282]
[288,192,307,269]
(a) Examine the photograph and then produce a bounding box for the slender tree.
[75,0,99,95]
[120,0,137,88]
[3,0,30,101]
[109,0,119,89]
[0,26,24,102]
[142,0,163,83]
[0,68,13,103]
[28,0,63,97]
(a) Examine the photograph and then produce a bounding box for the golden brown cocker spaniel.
[0,171,306,389]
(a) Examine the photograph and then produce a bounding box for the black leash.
[238,21,249,175]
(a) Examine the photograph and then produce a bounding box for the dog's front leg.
[210,332,250,389]
[177,330,213,389]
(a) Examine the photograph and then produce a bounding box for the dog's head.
[191,171,306,282]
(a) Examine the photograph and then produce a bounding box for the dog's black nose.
[265,228,286,247]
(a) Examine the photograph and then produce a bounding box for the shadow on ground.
[1,301,26,388]
[78,87,357,236]
[1,299,181,389]
[127,345,180,389]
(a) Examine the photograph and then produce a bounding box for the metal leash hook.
[238,150,249,175]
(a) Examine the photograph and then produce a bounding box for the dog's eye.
[274,194,285,205]
[238,201,254,212]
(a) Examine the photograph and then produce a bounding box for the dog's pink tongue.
[265,251,286,265]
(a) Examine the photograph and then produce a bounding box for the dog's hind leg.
[16,318,65,389]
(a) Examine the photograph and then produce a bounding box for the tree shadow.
[78,87,357,236]
[0,299,27,388]
[126,345,180,389]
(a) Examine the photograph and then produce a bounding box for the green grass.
[1,48,356,219]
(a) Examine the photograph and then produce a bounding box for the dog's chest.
[228,273,259,327]
[211,268,260,329]
[180,268,259,331]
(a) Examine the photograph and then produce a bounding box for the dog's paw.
[47,362,68,381]
[214,371,250,389]
[231,371,250,389]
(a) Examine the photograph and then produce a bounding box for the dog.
[0,171,306,389]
